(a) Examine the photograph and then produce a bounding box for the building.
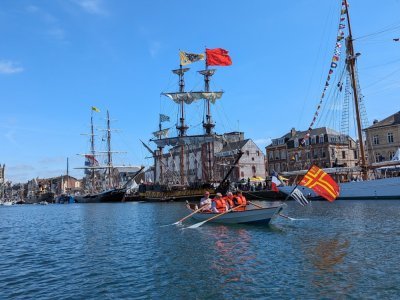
[153,132,266,185]
[265,127,358,175]
[364,111,400,164]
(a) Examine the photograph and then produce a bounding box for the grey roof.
[366,111,400,130]
[219,139,250,153]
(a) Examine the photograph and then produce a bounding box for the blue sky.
[1,0,400,182]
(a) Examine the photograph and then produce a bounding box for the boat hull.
[74,188,126,203]
[279,177,400,200]
[190,204,284,225]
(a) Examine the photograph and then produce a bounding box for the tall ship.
[279,0,400,199]
[140,49,274,201]
[75,107,143,203]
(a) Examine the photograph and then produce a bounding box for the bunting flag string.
[301,1,348,146]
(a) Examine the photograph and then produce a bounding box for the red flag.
[299,165,340,202]
[206,48,232,66]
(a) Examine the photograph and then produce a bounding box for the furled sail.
[151,134,223,148]
[152,128,169,139]
[162,92,223,104]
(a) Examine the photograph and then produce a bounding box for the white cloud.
[0,60,24,74]
[74,0,107,15]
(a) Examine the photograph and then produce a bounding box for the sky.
[1,0,400,183]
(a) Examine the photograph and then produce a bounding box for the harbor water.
[1,200,400,299]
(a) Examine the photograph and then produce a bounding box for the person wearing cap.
[199,191,212,212]
[211,193,228,213]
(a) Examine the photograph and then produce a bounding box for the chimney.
[290,127,296,137]
[373,119,379,125]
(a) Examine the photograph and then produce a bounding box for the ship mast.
[199,67,216,182]
[344,0,367,179]
[90,113,96,193]
[106,110,113,188]
[172,66,189,184]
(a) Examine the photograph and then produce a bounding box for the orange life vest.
[213,198,227,213]
[233,195,247,211]
[224,196,234,208]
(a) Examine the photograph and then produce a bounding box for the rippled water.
[1,200,400,299]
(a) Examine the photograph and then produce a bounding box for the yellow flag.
[91,106,100,113]
[179,51,205,66]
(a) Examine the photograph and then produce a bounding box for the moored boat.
[186,202,285,225]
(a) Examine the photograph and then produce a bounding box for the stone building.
[364,111,400,164]
[153,132,265,185]
[265,127,358,175]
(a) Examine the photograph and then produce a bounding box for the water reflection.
[307,236,353,297]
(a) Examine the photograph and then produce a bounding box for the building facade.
[364,111,400,164]
[153,132,266,185]
[265,127,358,175]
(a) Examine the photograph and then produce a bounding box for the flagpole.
[283,164,314,201]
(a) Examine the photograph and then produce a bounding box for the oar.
[248,201,264,209]
[249,201,296,220]
[172,205,207,225]
[187,205,245,229]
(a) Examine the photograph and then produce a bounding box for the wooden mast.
[106,110,113,188]
[90,112,96,193]
[172,65,189,185]
[199,66,216,182]
[344,0,367,179]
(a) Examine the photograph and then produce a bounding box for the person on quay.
[199,191,212,212]
[233,190,247,211]
[211,193,228,213]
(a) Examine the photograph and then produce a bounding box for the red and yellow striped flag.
[299,165,340,202]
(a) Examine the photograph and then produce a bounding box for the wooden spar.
[344,0,367,179]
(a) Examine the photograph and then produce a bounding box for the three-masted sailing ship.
[279,0,400,199]
[139,49,245,201]
[76,107,143,203]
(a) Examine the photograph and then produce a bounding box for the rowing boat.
[186,202,285,225]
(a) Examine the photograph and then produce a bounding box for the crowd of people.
[198,191,248,213]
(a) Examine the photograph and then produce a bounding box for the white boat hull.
[190,204,285,225]
[279,177,400,200]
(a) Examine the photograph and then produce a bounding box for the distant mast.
[106,110,113,188]
[90,111,96,193]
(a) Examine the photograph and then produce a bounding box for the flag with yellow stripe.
[299,165,340,202]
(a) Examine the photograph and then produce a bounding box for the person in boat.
[224,192,235,209]
[211,193,228,213]
[199,191,212,212]
[233,190,247,211]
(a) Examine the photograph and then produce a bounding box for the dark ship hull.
[74,188,126,203]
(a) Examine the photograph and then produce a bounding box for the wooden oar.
[248,201,264,209]
[249,201,295,220]
[187,205,245,229]
[172,205,207,225]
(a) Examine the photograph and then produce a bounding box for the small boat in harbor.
[186,202,285,225]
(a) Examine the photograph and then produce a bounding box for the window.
[252,157,255,161]
[272,140,277,146]
[319,134,325,144]
[311,136,316,144]
[252,166,256,175]
[278,138,285,145]
[354,150,358,159]
[322,149,326,158]
[373,135,379,145]
[256,150,260,156]
[246,150,250,156]
[280,150,287,160]
[294,138,299,148]
[331,148,335,158]
[375,152,382,162]
[241,171,244,178]
[268,151,274,160]
[305,138,310,146]
[388,132,394,143]
[342,151,346,159]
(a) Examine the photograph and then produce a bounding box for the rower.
[233,190,247,211]
[224,192,234,209]
[199,191,212,212]
[211,193,227,213]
